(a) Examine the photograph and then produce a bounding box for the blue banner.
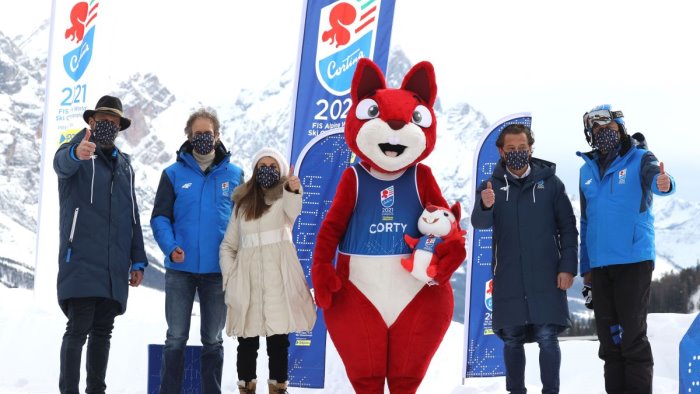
[462,113,532,378]
[286,0,396,387]
[680,313,700,392]
[290,129,355,387]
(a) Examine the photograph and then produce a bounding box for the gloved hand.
[432,230,467,285]
[311,263,342,309]
[582,284,594,309]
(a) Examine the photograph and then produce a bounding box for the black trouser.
[237,334,290,383]
[59,297,121,394]
[592,261,654,394]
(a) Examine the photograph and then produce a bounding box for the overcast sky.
[4,0,699,199]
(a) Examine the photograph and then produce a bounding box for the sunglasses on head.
[583,109,623,131]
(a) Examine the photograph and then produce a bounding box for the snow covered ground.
[0,285,692,393]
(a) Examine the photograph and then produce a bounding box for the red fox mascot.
[311,58,467,393]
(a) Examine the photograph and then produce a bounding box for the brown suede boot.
[238,379,257,393]
[267,380,288,394]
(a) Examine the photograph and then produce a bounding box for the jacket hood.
[492,156,556,185]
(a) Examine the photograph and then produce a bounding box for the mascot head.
[417,202,462,238]
[345,58,438,173]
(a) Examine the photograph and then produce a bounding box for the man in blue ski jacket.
[151,109,243,393]
[578,104,675,393]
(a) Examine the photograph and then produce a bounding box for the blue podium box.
[680,314,700,393]
[148,344,202,394]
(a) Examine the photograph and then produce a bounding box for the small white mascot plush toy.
[402,202,465,284]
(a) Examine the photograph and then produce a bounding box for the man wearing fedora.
[53,95,148,394]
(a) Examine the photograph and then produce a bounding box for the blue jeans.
[159,269,226,394]
[497,324,564,394]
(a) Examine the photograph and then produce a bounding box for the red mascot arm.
[404,233,420,249]
[311,168,357,308]
[416,164,448,208]
[416,164,467,285]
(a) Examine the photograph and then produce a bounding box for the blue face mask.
[504,150,529,171]
[256,165,281,188]
[191,133,215,155]
[593,127,620,153]
[93,120,119,146]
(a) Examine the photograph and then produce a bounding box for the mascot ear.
[450,201,462,222]
[352,58,387,103]
[401,61,437,107]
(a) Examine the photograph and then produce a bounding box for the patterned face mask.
[504,150,529,171]
[256,165,281,188]
[93,120,119,146]
[191,133,215,155]
[593,127,620,153]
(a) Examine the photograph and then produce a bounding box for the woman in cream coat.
[219,147,316,394]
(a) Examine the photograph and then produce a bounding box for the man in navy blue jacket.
[578,105,675,393]
[151,109,243,394]
[54,95,148,394]
[472,124,578,394]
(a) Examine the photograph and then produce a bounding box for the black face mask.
[504,150,529,171]
[256,165,281,188]
[191,133,215,155]
[593,127,620,153]
[92,120,119,146]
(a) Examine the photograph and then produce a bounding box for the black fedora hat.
[82,95,131,130]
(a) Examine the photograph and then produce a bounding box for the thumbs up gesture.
[287,165,301,193]
[657,162,671,193]
[481,181,495,208]
[76,129,96,160]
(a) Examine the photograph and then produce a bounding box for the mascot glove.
[311,263,342,309]
[432,231,467,285]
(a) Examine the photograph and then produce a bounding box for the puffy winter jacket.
[151,141,243,273]
[53,128,148,315]
[471,158,578,330]
[578,137,675,274]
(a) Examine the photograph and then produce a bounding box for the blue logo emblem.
[380,185,394,208]
[316,0,381,96]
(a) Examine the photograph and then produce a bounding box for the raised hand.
[287,164,301,193]
[170,247,185,263]
[76,129,96,160]
[657,162,671,192]
[481,181,495,208]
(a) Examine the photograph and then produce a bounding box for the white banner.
[35,0,104,303]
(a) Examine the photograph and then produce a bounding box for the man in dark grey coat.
[53,95,148,394]
[471,124,578,394]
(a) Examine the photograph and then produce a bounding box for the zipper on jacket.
[90,156,96,204]
[128,163,136,224]
[258,221,266,336]
[493,243,498,276]
[66,207,79,262]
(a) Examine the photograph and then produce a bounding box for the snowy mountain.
[2,20,700,323]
